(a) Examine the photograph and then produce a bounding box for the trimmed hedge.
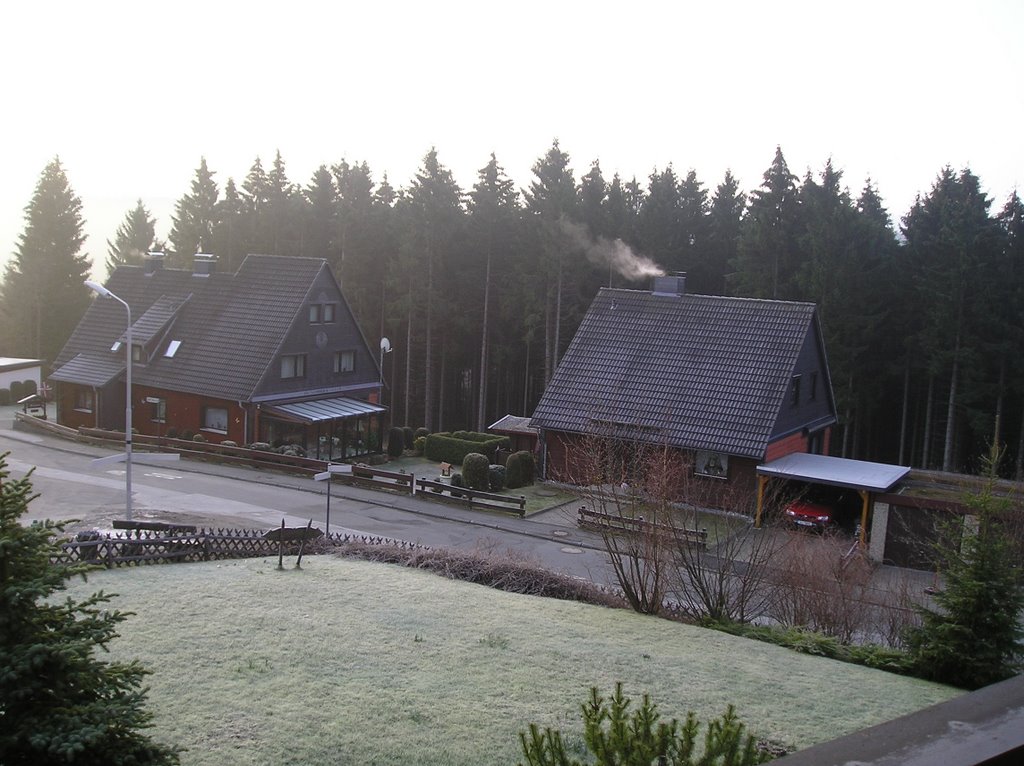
[402,426,415,450]
[424,431,511,464]
[505,450,536,489]
[415,427,429,441]
[387,426,405,457]
[488,464,506,492]
[462,453,490,491]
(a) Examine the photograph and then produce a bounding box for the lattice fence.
[53,527,425,568]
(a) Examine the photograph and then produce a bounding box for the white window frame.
[201,406,228,434]
[334,350,355,373]
[281,354,306,379]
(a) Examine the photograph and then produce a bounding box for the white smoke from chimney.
[559,218,665,281]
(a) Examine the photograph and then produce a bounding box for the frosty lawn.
[70,556,959,765]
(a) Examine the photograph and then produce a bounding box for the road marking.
[145,472,183,480]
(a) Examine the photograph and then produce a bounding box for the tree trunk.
[423,237,434,431]
[922,375,934,469]
[1016,406,1024,480]
[523,338,531,415]
[438,339,446,432]
[993,356,1006,448]
[898,359,910,465]
[543,287,552,386]
[403,278,412,427]
[477,248,491,431]
[942,336,960,472]
[553,255,563,373]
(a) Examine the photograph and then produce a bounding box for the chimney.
[143,251,165,276]
[652,272,686,297]
[193,253,217,277]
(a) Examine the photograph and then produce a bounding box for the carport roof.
[757,453,910,492]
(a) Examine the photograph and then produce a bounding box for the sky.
[2,1,1022,282]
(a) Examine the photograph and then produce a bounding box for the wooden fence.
[414,477,526,517]
[349,464,416,493]
[54,526,424,568]
[577,506,708,549]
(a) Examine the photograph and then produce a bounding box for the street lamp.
[85,280,134,520]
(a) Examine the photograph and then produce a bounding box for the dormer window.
[131,345,144,363]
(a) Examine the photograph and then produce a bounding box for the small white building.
[0,357,42,397]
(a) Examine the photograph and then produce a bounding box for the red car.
[783,497,834,529]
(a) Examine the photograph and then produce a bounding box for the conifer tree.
[106,199,156,274]
[0,454,179,763]
[0,158,91,362]
[168,157,219,268]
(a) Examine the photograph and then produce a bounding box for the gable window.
[202,406,228,433]
[334,350,355,373]
[309,303,337,324]
[695,450,728,478]
[790,375,802,406]
[281,354,306,379]
[809,371,818,401]
[74,389,94,412]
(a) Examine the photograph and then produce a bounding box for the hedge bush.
[505,450,536,489]
[488,464,506,492]
[0,389,10,406]
[415,427,429,441]
[414,436,426,455]
[10,381,25,401]
[424,431,511,464]
[462,453,490,491]
[387,426,405,457]
[402,426,415,450]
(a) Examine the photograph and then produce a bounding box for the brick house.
[529,275,837,496]
[50,254,384,459]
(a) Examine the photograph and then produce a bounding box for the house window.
[309,303,337,324]
[202,406,228,433]
[281,354,306,379]
[131,344,144,363]
[334,350,355,373]
[809,371,818,401]
[695,450,728,478]
[150,398,166,423]
[74,389,94,412]
[790,375,802,406]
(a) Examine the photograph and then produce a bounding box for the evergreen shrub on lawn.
[415,427,429,441]
[0,388,10,406]
[0,453,179,764]
[506,450,536,489]
[463,452,490,491]
[387,427,405,457]
[402,426,415,450]
[488,464,506,491]
[425,431,511,464]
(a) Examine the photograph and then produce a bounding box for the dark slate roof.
[49,353,125,386]
[529,288,820,459]
[118,295,190,346]
[53,255,328,401]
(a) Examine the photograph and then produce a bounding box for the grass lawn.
[71,557,959,766]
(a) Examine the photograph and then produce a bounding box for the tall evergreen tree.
[903,167,1002,470]
[212,177,246,273]
[304,165,337,261]
[168,157,219,268]
[676,169,710,289]
[705,170,745,295]
[404,148,464,430]
[106,199,156,274]
[637,165,682,272]
[0,455,179,764]
[468,153,520,429]
[523,139,577,383]
[0,158,91,362]
[731,146,800,299]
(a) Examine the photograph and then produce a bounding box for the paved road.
[0,413,617,585]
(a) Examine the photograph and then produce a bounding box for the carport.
[754,453,910,548]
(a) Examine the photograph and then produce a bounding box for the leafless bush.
[768,533,881,644]
[333,540,625,608]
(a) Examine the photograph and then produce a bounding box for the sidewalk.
[1,408,604,551]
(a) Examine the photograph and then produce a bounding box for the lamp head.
[85,280,112,298]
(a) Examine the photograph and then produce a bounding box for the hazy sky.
[3,1,1021,281]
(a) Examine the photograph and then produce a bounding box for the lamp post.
[85,280,133,520]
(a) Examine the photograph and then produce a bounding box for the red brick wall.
[764,431,809,462]
[56,384,98,430]
[132,386,246,444]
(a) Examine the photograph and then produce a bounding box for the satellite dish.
[380,337,391,353]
